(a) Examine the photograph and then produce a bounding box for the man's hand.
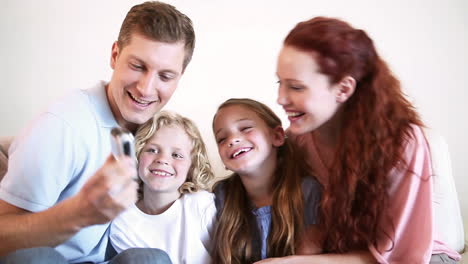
[73,154,138,227]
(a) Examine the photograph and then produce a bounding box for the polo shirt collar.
[86,80,119,128]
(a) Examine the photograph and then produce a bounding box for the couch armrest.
[0,136,14,182]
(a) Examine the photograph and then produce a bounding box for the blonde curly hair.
[134,111,214,199]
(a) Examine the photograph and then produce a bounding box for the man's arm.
[0,155,137,257]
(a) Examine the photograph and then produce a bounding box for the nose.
[137,72,157,98]
[277,85,288,106]
[155,154,169,165]
[228,137,241,148]
[156,159,169,165]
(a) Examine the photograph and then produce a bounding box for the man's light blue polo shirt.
[0,81,119,263]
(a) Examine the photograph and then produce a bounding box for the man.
[0,1,194,263]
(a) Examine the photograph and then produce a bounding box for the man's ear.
[335,76,356,103]
[110,41,120,70]
[272,126,286,147]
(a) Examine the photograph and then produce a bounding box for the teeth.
[129,92,155,105]
[150,170,173,176]
[232,148,251,158]
[286,111,302,117]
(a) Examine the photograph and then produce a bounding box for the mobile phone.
[110,127,136,160]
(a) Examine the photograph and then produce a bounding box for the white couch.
[424,130,467,262]
[0,133,466,261]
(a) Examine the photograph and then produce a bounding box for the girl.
[109,111,216,264]
[212,98,321,263]
[261,17,461,263]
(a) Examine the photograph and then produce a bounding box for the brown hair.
[211,98,306,263]
[117,1,195,70]
[284,17,423,252]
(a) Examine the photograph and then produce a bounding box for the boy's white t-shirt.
[110,191,216,264]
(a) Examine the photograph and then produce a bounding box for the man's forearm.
[0,197,85,256]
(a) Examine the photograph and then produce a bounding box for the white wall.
[1,0,467,230]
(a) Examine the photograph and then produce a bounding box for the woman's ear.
[335,76,356,103]
[272,126,286,147]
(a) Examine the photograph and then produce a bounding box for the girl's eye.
[289,85,303,91]
[216,138,225,144]
[241,127,253,132]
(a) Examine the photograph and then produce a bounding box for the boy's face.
[138,125,193,198]
[107,33,186,131]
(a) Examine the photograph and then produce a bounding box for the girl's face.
[213,105,284,176]
[138,125,192,197]
[276,45,343,136]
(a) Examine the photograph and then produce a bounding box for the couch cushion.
[425,129,465,253]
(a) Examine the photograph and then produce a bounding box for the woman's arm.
[254,251,376,264]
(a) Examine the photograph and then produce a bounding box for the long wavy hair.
[284,17,423,252]
[211,98,306,263]
[134,111,215,200]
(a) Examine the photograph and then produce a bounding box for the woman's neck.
[137,187,181,215]
[312,109,343,169]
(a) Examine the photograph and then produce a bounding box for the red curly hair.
[284,17,423,252]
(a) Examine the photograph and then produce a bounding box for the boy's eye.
[146,148,158,154]
[172,153,184,159]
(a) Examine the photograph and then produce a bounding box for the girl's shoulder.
[212,177,232,201]
[301,175,321,193]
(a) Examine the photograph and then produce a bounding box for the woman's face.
[276,45,343,136]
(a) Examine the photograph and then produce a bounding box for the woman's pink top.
[293,125,461,263]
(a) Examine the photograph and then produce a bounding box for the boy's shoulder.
[182,191,215,207]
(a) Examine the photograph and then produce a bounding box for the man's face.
[107,33,186,131]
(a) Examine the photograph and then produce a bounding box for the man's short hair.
[118,1,195,70]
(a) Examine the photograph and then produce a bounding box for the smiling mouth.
[150,170,174,177]
[128,92,158,106]
[231,147,252,158]
[286,111,305,118]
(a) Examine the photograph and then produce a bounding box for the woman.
[258,17,461,263]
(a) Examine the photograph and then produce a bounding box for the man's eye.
[160,73,174,82]
[130,63,144,71]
